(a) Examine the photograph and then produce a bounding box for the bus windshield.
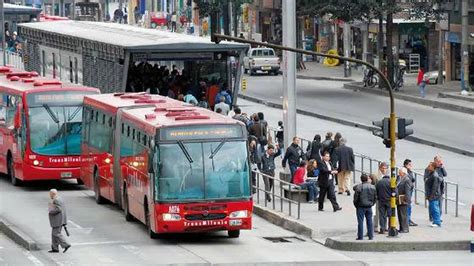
[156,140,250,202]
[28,105,83,155]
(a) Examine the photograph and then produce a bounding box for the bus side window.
[89,111,112,154]
[5,95,18,128]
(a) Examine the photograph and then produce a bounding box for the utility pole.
[343,22,351,77]
[282,0,296,148]
[461,0,470,91]
[437,27,444,85]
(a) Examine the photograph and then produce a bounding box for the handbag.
[398,194,407,205]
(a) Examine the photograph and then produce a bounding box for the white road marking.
[22,250,44,266]
[67,220,83,229]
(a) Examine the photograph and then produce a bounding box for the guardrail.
[252,170,302,219]
[262,128,459,218]
[0,50,24,70]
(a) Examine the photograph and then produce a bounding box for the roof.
[4,3,41,14]
[19,21,249,52]
[0,66,98,94]
[85,93,243,131]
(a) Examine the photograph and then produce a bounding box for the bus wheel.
[123,187,133,222]
[76,178,84,185]
[145,205,158,239]
[8,156,20,186]
[93,170,104,204]
[228,230,240,238]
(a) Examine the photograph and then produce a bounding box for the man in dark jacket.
[425,162,443,227]
[335,138,355,196]
[249,138,261,194]
[404,159,418,226]
[353,174,376,240]
[397,167,413,233]
[248,116,268,149]
[318,152,342,212]
[261,144,282,202]
[282,136,306,180]
[375,173,391,234]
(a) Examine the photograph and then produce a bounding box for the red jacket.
[417,69,425,85]
[292,167,306,185]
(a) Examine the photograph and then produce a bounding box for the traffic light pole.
[212,33,399,237]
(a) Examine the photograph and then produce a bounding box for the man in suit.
[397,168,412,233]
[335,138,355,196]
[48,189,71,253]
[318,152,342,212]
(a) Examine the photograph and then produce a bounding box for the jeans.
[408,204,412,222]
[289,163,298,182]
[419,81,426,98]
[429,199,441,226]
[356,207,374,239]
[299,181,319,202]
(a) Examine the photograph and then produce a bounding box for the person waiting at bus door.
[206,81,220,109]
[184,91,198,105]
[214,86,232,106]
[214,96,230,115]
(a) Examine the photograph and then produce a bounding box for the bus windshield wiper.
[43,104,60,124]
[67,106,82,122]
[177,140,193,163]
[209,139,227,159]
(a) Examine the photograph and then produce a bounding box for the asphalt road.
[0,177,357,266]
[243,74,474,154]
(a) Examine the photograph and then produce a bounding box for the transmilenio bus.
[0,66,99,185]
[82,93,252,238]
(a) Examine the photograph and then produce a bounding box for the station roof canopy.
[19,21,249,52]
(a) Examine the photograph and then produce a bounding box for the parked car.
[151,12,168,28]
[243,48,280,76]
[424,70,446,84]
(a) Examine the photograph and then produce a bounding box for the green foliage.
[410,0,448,22]
[193,0,252,19]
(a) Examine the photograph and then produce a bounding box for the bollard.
[272,179,276,210]
[256,172,260,205]
[414,173,418,205]
[444,182,448,215]
[280,186,283,212]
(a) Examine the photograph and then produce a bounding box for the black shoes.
[63,245,71,253]
[337,192,343,195]
[334,207,342,212]
[346,190,351,196]
[378,229,385,234]
[398,230,409,233]
[48,249,59,253]
[409,221,418,226]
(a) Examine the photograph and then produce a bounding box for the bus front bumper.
[22,164,81,181]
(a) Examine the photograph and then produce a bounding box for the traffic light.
[373,117,391,148]
[397,118,414,139]
[372,117,390,140]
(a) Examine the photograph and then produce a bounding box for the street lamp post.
[0,0,5,66]
[212,33,399,237]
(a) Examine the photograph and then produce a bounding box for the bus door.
[113,108,126,208]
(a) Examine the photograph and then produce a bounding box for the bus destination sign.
[27,91,98,106]
[161,125,242,141]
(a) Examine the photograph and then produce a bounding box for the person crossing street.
[48,189,71,253]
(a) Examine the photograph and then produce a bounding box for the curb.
[0,217,38,251]
[253,204,313,239]
[324,237,471,252]
[297,75,355,82]
[439,92,474,103]
[238,94,474,157]
[343,83,474,115]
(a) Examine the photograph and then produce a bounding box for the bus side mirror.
[14,105,22,130]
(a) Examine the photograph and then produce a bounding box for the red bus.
[0,66,99,185]
[82,93,252,238]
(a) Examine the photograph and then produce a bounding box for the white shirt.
[325,161,333,180]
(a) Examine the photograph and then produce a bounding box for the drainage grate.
[262,236,305,243]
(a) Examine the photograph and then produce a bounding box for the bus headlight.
[162,213,181,221]
[104,158,111,164]
[229,210,248,218]
[33,160,39,166]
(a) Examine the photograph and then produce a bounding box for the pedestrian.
[249,138,260,194]
[48,189,71,253]
[375,170,391,234]
[306,134,322,163]
[335,138,355,196]
[433,155,447,215]
[306,159,320,197]
[275,121,284,156]
[321,132,333,155]
[373,162,388,232]
[353,173,376,240]
[282,136,306,181]
[232,107,249,125]
[292,161,318,203]
[417,67,427,98]
[425,162,443,227]
[197,95,209,109]
[248,114,268,151]
[171,11,177,32]
[397,167,412,233]
[404,159,418,226]
[214,96,230,115]
[317,152,342,212]
[331,132,342,167]
[260,144,281,202]
[215,87,232,106]
[183,91,198,105]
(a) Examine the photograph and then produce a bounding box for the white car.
[243,48,280,76]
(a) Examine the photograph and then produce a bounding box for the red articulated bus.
[0,66,99,185]
[82,93,252,238]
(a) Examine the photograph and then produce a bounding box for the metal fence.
[252,171,302,219]
[0,50,24,70]
[257,130,460,218]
